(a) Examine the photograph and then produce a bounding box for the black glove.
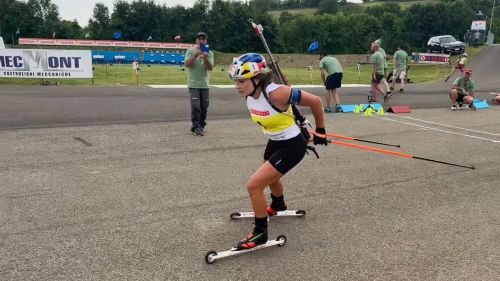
[313,128,327,145]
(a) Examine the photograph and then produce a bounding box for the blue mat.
[339,105,357,112]
[340,104,382,113]
[473,101,490,109]
[359,103,382,111]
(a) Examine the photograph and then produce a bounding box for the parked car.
[427,35,466,54]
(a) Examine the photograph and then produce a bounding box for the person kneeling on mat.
[228,53,327,250]
[450,68,475,110]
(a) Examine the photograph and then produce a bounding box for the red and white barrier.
[19,38,196,50]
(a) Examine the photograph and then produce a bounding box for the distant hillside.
[362,0,441,8]
[268,8,317,19]
[268,0,442,19]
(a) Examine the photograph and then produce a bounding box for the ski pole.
[326,139,475,170]
[249,18,285,84]
[309,130,401,148]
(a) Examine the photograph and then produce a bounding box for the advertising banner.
[471,20,487,31]
[411,52,450,64]
[19,38,196,50]
[0,49,93,78]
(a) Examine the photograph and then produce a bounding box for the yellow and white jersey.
[246,83,301,141]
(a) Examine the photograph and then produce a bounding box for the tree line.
[0,0,498,55]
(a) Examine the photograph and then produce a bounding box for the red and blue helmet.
[228,53,267,80]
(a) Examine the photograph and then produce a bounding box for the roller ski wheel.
[229,212,241,220]
[205,251,218,264]
[276,234,287,247]
[204,235,287,265]
[229,210,306,219]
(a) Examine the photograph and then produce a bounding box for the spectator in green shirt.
[184,31,214,136]
[450,68,475,110]
[369,41,389,103]
[391,46,408,93]
[319,52,343,113]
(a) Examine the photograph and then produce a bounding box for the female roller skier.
[227,53,327,250]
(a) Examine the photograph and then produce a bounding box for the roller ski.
[230,194,305,219]
[205,233,287,264]
[230,208,306,219]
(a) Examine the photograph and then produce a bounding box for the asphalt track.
[1,45,500,130]
[1,46,499,281]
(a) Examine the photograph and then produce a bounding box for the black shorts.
[264,134,307,175]
[452,90,467,103]
[371,73,385,84]
[325,72,342,90]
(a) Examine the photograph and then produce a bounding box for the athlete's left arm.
[298,90,325,129]
[269,86,325,129]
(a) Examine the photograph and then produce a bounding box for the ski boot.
[236,228,268,251]
[267,194,287,216]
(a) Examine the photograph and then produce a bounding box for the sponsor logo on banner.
[0,49,93,78]
[411,52,450,64]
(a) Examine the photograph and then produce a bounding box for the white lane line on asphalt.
[376,116,500,143]
[290,84,370,88]
[147,84,370,89]
[388,115,500,137]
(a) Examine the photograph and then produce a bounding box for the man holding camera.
[184,32,214,136]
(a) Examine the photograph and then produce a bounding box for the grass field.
[0,46,484,86]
